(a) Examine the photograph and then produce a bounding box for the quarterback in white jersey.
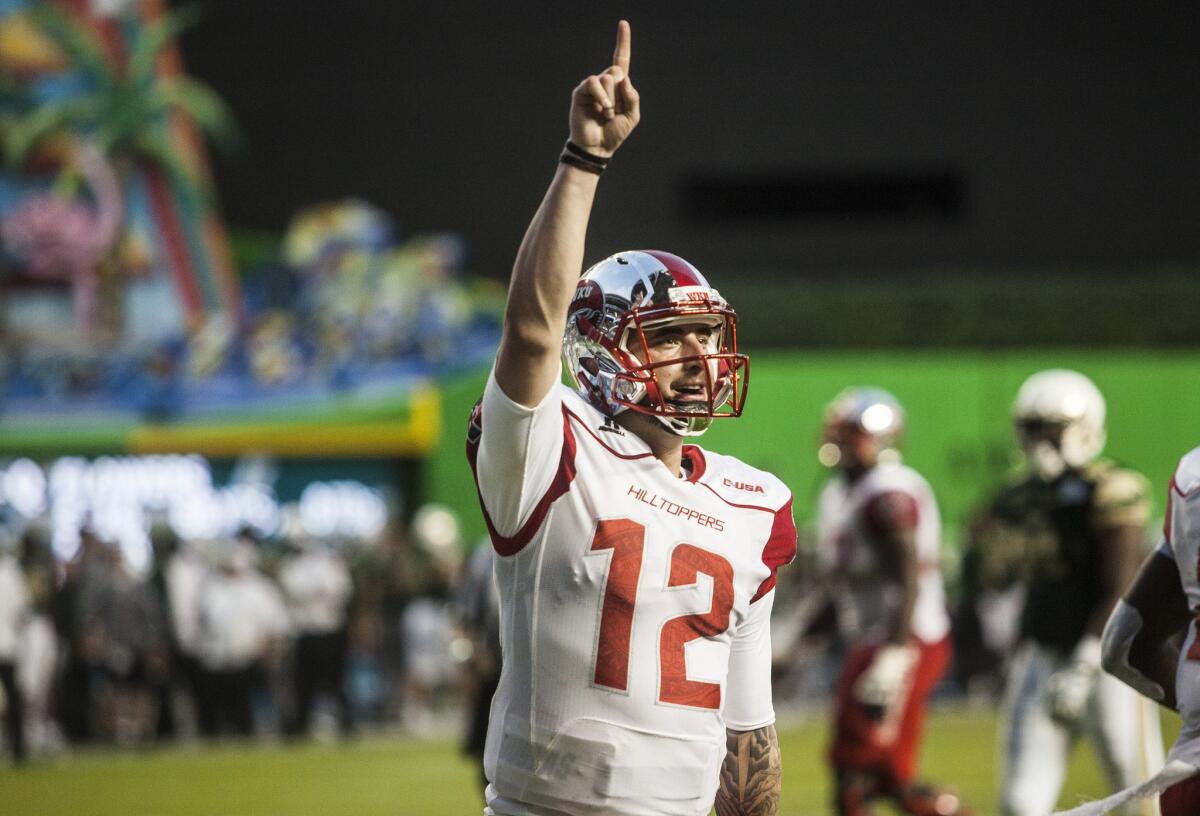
[466,21,796,816]
[1063,446,1200,816]
[815,388,971,816]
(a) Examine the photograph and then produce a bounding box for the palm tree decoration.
[1,1,238,338]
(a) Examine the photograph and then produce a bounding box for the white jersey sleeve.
[471,368,568,539]
[1167,446,1200,610]
[1164,447,1200,768]
[723,587,776,731]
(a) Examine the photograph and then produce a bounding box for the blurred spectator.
[196,540,287,739]
[55,524,111,743]
[456,541,500,790]
[80,544,168,747]
[369,520,416,723]
[278,535,354,739]
[16,525,59,757]
[165,535,213,737]
[401,504,463,732]
[0,531,31,764]
[145,522,177,739]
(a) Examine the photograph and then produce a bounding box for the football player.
[816,388,972,816]
[465,21,796,816]
[972,369,1163,816]
[1052,445,1200,815]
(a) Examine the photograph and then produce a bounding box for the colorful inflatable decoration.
[0,0,239,340]
[0,194,497,459]
[0,5,500,459]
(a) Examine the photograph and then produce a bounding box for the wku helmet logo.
[570,279,603,311]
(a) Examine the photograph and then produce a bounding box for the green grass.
[1,707,1180,815]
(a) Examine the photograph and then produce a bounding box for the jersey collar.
[681,445,707,482]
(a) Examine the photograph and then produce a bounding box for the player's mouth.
[668,384,708,406]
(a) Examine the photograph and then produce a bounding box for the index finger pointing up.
[613,20,631,74]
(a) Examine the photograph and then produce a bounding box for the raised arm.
[494,20,640,407]
[851,492,921,718]
[1088,522,1145,640]
[1102,548,1192,710]
[864,492,920,645]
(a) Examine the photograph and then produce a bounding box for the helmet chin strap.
[1027,440,1068,480]
[646,403,712,437]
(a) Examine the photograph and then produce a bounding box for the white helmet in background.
[1012,369,1106,479]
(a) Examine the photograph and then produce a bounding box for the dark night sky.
[181,1,1200,279]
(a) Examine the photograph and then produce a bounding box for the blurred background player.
[816,387,972,816]
[278,525,354,740]
[972,369,1162,816]
[467,20,796,816]
[1083,444,1200,815]
[0,529,31,765]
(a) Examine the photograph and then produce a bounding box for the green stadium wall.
[432,350,1200,550]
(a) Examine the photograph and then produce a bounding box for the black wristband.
[564,140,610,167]
[559,152,604,175]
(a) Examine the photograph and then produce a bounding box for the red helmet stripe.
[638,249,708,288]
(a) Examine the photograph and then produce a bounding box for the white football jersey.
[816,463,950,645]
[468,373,796,816]
[1164,445,1200,762]
[1166,446,1200,613]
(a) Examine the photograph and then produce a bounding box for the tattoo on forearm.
[714,725,782,816]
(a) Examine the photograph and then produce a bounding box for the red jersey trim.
[751,498,797,603]
[562,407,657,461]
[1166,450,1200,545]
[560,410,705,486]
[1165,482,1175,545]
[467,403,579,557]
[1172,476,1200,499]
[697,481,777,514]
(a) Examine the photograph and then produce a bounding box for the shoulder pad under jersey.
[693,448,792,512]
[861,462,930,499]
[1091,462,1151,529]
[1172,446,1200,495]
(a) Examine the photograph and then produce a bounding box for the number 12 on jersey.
[587,518,734,710]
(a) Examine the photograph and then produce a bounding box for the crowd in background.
[0,501,502,766]
[0,486,1032,771]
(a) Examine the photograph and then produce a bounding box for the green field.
[2,706,1180,815]
[432,350,1200,549]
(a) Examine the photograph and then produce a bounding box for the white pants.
[999,641,1164,816]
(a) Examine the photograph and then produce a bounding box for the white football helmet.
[562,250,749,436]
[818,387,905,469]
[1012,369,1106,479]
